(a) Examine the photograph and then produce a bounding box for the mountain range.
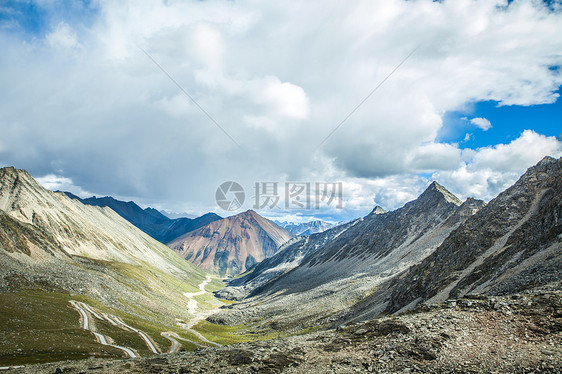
[212,180,485,330]
[63,192,222,243]
[168,210,294,277]
[1,157,560,371]
[211,157,561,335]
[0,167,229,364]
[384,155,562,313]
[63,194,295,278]
[216,217,363,300]
[274,220,337,236]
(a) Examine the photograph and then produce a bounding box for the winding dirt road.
[182,275,221,346]
[161,332,181,353]
[161,331,209,353]
[69,301,138,358]
[109,315,159,354]
[69,275,222,356]
[183,275,213,318]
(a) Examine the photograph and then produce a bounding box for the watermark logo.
[215,181,245,211]
[215,181,343,211]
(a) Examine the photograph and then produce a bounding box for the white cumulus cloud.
[1,0,561,218]
[434,130,562,200]
[470,117,492,131]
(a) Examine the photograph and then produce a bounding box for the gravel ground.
[7,288,561,374]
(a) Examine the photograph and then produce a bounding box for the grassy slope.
[0,169,281,351]
[0,230,252,365]
[0,184,259,365]
[0,291,122,366]
[193,321,262,345]
[0,251,255,365]
[0,289,252,366]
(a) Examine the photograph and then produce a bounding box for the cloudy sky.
[1,0,561,222]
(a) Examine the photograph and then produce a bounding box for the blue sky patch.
[438,91,562,149]
[0,0,98,38]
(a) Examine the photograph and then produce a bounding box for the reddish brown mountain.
[167,210,294,276]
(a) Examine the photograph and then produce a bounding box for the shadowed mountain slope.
[384,156,562,314]
[216,218,359,300]
[210,182,485,331]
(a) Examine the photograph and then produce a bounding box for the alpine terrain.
[0,167,237,367]
[215,218,363,301]
[1,157,561,373]
[211,181,487,331]
[167,210,294,277]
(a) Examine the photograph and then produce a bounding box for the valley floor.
[5,288,561,373]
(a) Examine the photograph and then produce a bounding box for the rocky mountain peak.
[518,156,562,186]
[0,166,17,174]
[200,212,222,219]
[462,197,486,208]
[223,210,265,226]
[0,166,35,188]
[535,155,557,167]
[0,166,55,216]
[237,209,260,219]
[384,156,562,315]
[369,205,387,216]
[412,181,462,208]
